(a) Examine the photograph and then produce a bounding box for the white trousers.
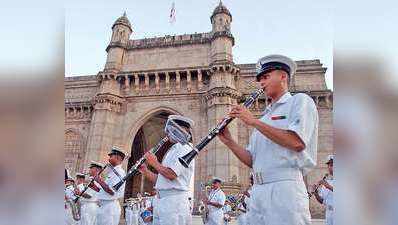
[65,205,77,225]
[152,192,191,225]
[205,210,223,225]
[96,200,121,225]
[125,208,140,225]
[325,209,333,225]
[247,180,311,225]
[237,213,247,225]
[80,202,98,225]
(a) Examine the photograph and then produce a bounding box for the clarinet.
[308,174,328,198]
[74,163,110,203]
[178,89,264,168]
[113,136,170,191]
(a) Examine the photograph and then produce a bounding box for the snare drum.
[140,209,153,222]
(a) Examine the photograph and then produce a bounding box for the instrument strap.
[109,165,123,182]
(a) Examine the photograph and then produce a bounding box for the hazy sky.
[65,0,333,89]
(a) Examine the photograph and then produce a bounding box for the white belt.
[98,199,117,207]
[157,189,188,199]
[253,169,302,184]
[80,200,98,205]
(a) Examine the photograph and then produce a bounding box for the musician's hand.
[94,175,104,184]
[202,198,209,205]
[319,180,333,191]
[229,105,257,126]
[311,184,318,192]
[144,152,159,168]
[318,179,328,186]
[138,164,148,174]
[218,127,233,145]
[74,189,82,195]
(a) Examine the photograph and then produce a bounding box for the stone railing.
[127,32,212,49]
[113,68,212,96]
[65,102,93,121]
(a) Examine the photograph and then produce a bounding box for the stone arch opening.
[124,110,175,199]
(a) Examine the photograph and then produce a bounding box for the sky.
[65,0,333,89]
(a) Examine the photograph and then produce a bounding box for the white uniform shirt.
[223,204,232,214]
[97,165,126,200]
[155,143,194,191]
[65,185,77,201]
[208,189,226,214]
[77,181,98,203]
[319,179,334,209]
[247,92,318,182]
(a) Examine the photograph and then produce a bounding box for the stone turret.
[203,2,241,196]
[210,1,234,64]
[104,12,132,71]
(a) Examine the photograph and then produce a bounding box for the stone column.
[176,71,181,92]
[84,77,123,165]
[165,72,170,92]
[124,75,130,88]
[155,73,160,92]
[144,73,149,91]
[187,71,192,92]
[197,70,203,90]
[134,74,140,93]
[201,68,241,197]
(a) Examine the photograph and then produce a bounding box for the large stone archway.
[124,110,176,199]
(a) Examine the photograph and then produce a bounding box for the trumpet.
[308,174,328,198]
[178,89,264,167]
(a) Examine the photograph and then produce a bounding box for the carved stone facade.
[65,2,333,218]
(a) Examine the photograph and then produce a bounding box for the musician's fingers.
[229,111,240,117]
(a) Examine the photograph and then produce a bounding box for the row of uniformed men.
[65,54,333,225]
[65,147,127,225]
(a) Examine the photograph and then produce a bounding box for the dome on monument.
[112,12,132,31]
[211,1,232,20]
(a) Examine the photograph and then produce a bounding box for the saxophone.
[65,184,81,221]
[198,184,210,224]
[66,198,81,221]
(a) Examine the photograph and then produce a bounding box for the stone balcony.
[107,67,213,97]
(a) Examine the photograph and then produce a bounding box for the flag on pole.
[169,2,176,24]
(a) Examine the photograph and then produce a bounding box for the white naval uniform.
[205,188,226,225]
[125,203,140,225]
[96,165,126,225]
[77,182,99,225]
[152,143,194,225]
[222,204,232,225]
[65,185,78,225]
[242,190,252,225]
[318,179,334,225]
[246,92,318,225]
[236,202,247,225]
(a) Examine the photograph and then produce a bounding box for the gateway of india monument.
[65,2,333,218]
